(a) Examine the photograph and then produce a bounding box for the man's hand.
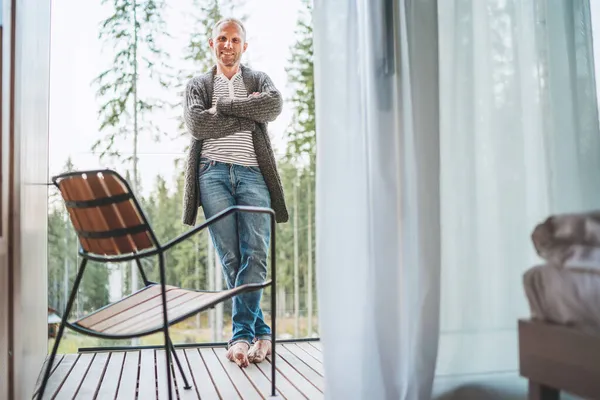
[249,92,261,97]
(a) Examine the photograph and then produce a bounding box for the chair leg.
[168,338,192,389]
[158,252,174,400]
[36,259,87,400]
[270,215,278,398]
[271,290,277,397]
[135,258,150,286]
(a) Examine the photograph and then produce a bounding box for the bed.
[520,264,600,400]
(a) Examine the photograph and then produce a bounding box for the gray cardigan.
[181,64,289,225]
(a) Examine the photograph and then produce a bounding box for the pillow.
[532,211,600,271]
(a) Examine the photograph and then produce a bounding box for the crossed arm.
[215,74,283,124]
[183,80,256,141]
[183,73,283,141]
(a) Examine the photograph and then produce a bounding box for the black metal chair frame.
[35,169,278,399]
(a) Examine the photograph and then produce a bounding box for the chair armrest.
[80,205,275,263]
[161,205,276,253]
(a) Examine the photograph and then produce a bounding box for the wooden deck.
[34,341,324,399]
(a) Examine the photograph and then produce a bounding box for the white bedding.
[523,264,600,333]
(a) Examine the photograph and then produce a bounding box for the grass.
[48,315,320,354]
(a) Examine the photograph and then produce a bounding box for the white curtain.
[314,0,440,399]
[436,0,600,395]
[314,0,600,398]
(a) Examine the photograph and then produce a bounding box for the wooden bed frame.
[519,319,600,400]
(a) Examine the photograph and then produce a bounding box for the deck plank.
[277,346,324,391]
[138,349,157,400]
[95,352,125,399]
[267,354,323,399]
[74,352,109,399]
[295,342,323,363]
[199,347,242,399]
[172,349,202,400]
[307,341,322,352]
[212,347,263,400]
[239,362,278,399]
[155,349,176,399]
[31,354,65,399]
[55,353,94,399]
[40,340,324,400]
[115,351,140,400]
[254,359,308,399]
[183,348,220,400]
[39,354,77,400]
[282,344,324,376]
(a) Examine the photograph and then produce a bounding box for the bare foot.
[226,342,250,368]
[248,339,271,363]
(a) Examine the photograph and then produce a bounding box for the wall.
[0,0,12,397]
[4,0,51,398]
[0,2,9,397]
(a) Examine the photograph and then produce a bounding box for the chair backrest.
[52,169,157,256]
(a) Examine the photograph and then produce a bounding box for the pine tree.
[285,0,315,160]
[186,0,223,76]
[93,0,171,192]
[93,0,171,296]
[283,0,316,336]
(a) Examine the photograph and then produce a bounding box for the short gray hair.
[212,18,246,41]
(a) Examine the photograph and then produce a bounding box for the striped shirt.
[201,71,258,166]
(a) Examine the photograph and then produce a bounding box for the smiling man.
[181,18,289,368]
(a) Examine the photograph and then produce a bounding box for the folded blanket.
[531,211,600,272]
[523,264,600,332]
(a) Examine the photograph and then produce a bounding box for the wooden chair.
[35,169,278,399]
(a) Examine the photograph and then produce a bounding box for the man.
[181,17,288,368]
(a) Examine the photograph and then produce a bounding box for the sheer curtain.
[436,0,600,396]
[314,0,600,398]
[314,0,440,399]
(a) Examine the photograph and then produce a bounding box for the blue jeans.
[198,158,272,347]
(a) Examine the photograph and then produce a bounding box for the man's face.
[209,22,248,68]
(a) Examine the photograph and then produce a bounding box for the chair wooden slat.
[56,171,155,256]
[84,173,136,254]
[58,178,93,252]
[88,289,189,333]
[76,285,167,328]
[60,178,108,254]
[72,177,117,254]
[107,291,207,335]
[61,177,116,254]
[111,291,229,335]
[101,174,153,251]
[59,192,93,254]
[72,175,121,255]
[74,285,245,337]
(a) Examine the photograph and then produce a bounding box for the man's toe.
[247,348,257,362]
[234,352,248,368]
